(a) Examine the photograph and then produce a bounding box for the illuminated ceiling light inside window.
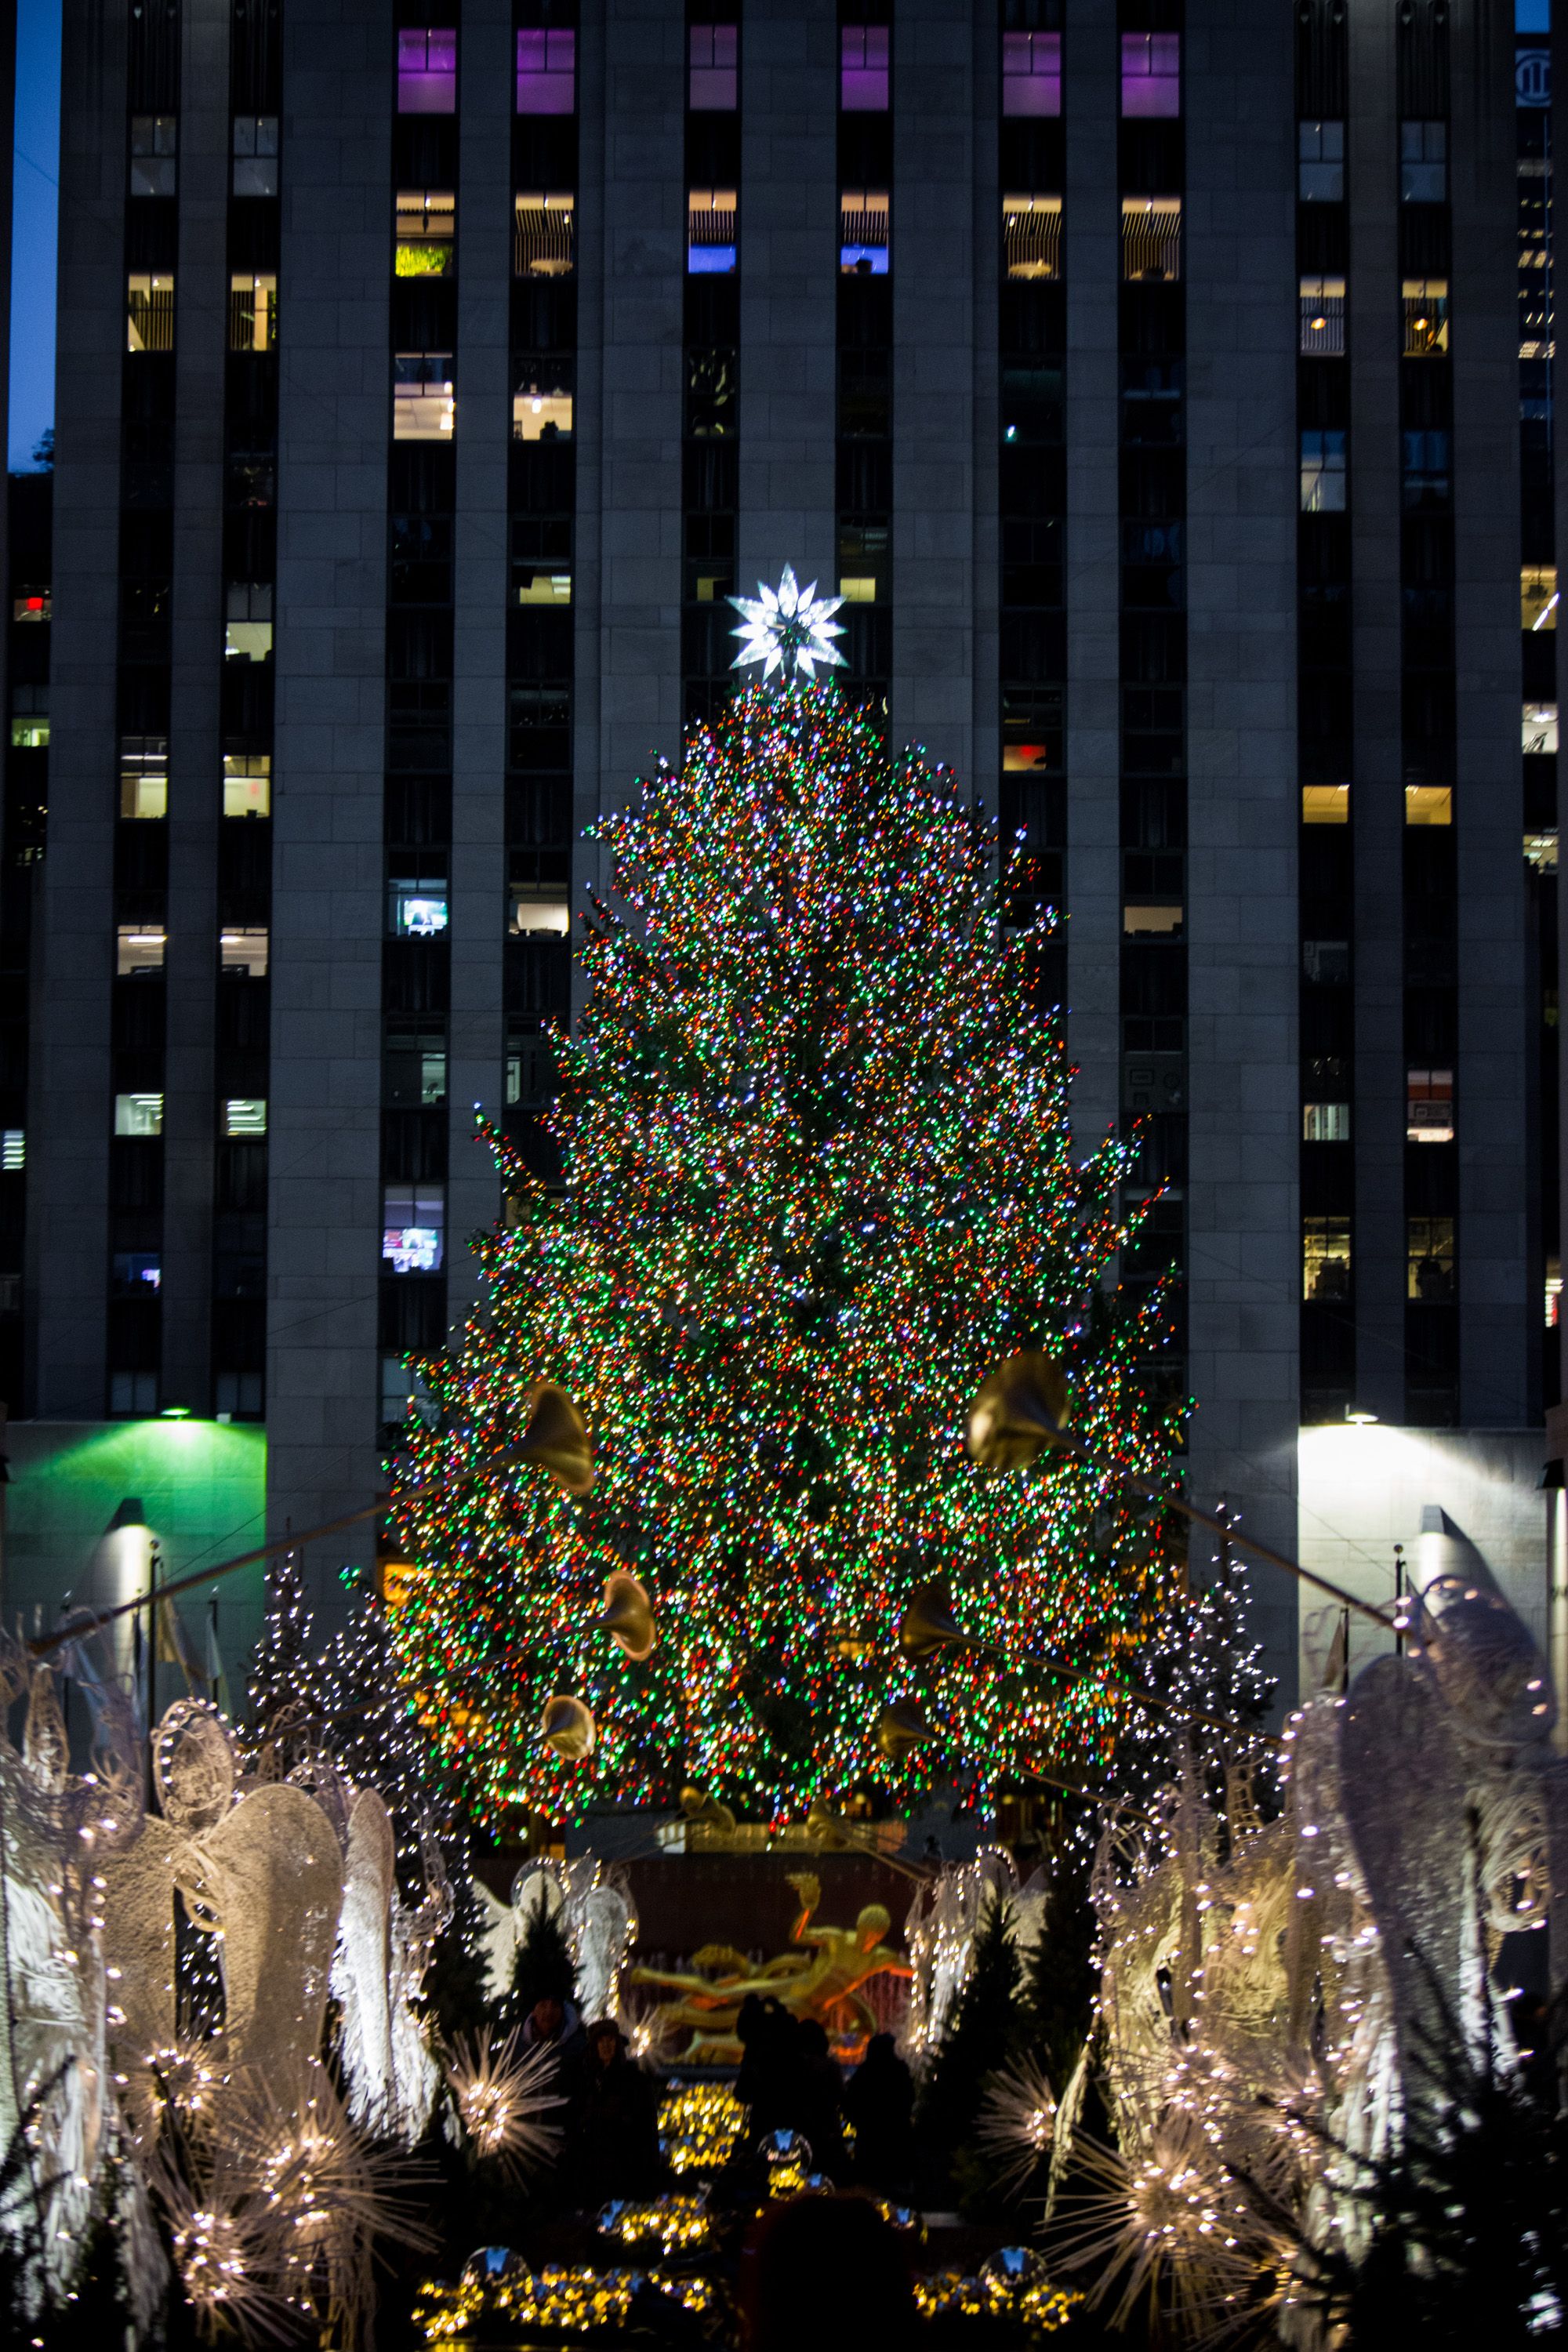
[1344,1405,1378,1426]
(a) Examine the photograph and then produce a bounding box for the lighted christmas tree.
[388,573,1184,1827]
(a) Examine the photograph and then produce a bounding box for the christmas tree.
[389,612,1182,1827]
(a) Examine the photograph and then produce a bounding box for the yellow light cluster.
[595,2194,713,2255]
[913,2269,1081,2334]
[416,2264,724,2342]
[656,2082,746,2173]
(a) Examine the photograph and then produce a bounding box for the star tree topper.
[729,564,847,681]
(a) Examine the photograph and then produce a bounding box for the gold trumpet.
[679,1784,739,1837]
[875,1699,938,1759]
[898,1578,996,1662]
[965,1350,1073,1472]
[598,1569,656,1661]
[517,1382,595,1495]
[538,1693,596,1759]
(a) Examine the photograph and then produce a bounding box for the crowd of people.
[518,1987,920,2205]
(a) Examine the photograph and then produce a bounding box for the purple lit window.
[397,29,457,114]
[1001,31,1061,118]
[1120,32,1179,118]
[841,25,889,112]
[517,27,576,116]
[690,24,738,110]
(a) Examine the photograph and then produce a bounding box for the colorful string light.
[388,681,1183,1826]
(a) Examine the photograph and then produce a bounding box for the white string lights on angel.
[959,1345,1568,2347]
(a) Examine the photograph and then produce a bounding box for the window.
[840,191,889,274]
[1121,32,1179,117]
[1299,274,1346,356]
[1406,1068,1454,1142]
[1301,938,1349,985]
[1523,566,1559,631]
[384,1025,448,1108]
[1,1131,24,1172]
[1401,427,1450,507]
[1406,784,1452,824]
[1300,429,1347,513]
[1524,702,1559,756]
[512,354,575,441]
[127,273,175,354]
[390,880,449,937]
[1302,785,1349,824]
[383,1185,445,1274]
[397,28,456,114]
[397,188,456,275]
[12,588,49,622]
[114,1092,165,1138]
[1121,198,1181,283]
[118,925,165,977]
[508,891,570,937]
[222,1098,267,1138]
[841,25,889,111]
[121,735,169,818]
[9,687,48,750]
[690,24,738,109]
[1123,904,1183,936]
[1298,119,1345,201]
[216,1370,263,1419]
[689,188,738,274]
[1403,278,1449,356]
[1002,30,1060,117]
[113,1251,162,1294]
[514,191,575,278]
[110,1371,158,1416]
[1003,194,1062,282]
[130,114,176,197]
[506,1026,554,1109]
[1400,120,1447,202]
[1526,829,1559,871]
[1303,1102,1350,1142]
[232,114,279,197]
[229,273,278,352]
[394,354,455,441]
[224,584,273,662]
[220,927,269,977]
[517,27,575,114]
[223,753,270,817]
[1548,1259,1562,1332]
[516,567,572,604]
[1407,1216,1455,1301]
[1303,1218,1351,1301]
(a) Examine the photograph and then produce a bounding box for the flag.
[156,1596,206,1693]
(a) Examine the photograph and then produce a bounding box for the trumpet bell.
[539,1693,596,1760]
[965,1351,1072,1472]
[876,1700,937,1760]
[898,1580,971,1661]
[599,1569,656,1661]
[518,1382,595,1495]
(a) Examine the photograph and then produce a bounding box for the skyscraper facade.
[16,0,1550,1696]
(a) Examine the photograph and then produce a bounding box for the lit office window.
[389,880,450,937]
[127,274,175,353]
[394,354,456,441]
[223,753,270,818]
[1120,32,1179,117]
[223,1098,268,1138]
[516,27,575,114]
[1300,430,1348,514]
[1523,565,1559,632]
[1301,785,1349,825]
[1524,702,1559,757]
[1001,31,1060,117]
[688,189,738,274]
[224,584,274,662]
[840,25,889,111]
[397,28,457,114]
[1407,1216,1455,1301]
[383,1185,445,1274]
[228,273,278,352]
[1120,198,1181,283]
[514,192,575,278]
[1406,1068,1455,1143]
[113,1251,162,1294]
[1302,1218,1351,1301]
[840,191,890,274]
[9,688,47,750]
[1299,275,1346,357]
[1402,278,1450,357]
[0,1131,24,1171]
[1003,194,1062,282]
[397,188,456,274]
[1405,785,1452,826]
[117,925,166,977]
[512,355,575,442]
[220,927,270,978]
[121,735,169,819]
[114,1092,165,1138]
[1301,1103,1350,1142]
[508,892,570,937]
